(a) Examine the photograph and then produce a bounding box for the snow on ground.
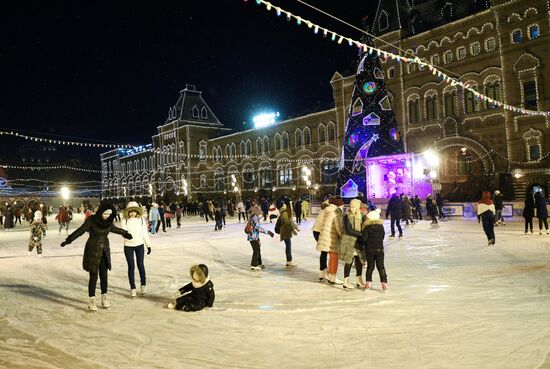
[1,214,550,369]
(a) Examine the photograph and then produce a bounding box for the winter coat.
[385,197,403,219]
[402,198,413,219]
[523,197,535,219]
[177,279,215,312]
[247,214,267,242]
[494,194,504,210]
[317,204,343,253]
[477,203,495,216]
[426,198,437,216]
[294,200,302,215]
[64,202,130,273]
[312,203,329,233]
[359,219,385,258]
[29,220,46,247]
[121,217,151,248]
[339,213,363,263]
[535,194,548,219]
[237,202,245,213]
[278,207,298,241]
[4,209,14,229]
[149,207,160,221]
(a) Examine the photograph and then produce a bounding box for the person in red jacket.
[55,206,71,234]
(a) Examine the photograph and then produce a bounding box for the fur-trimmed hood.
[92,201,117,229]
[362,219,384,227]
[189,264,209,285]
[123,201,144,219]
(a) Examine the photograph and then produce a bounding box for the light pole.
[60,186,70,206]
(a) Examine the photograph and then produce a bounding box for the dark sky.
[1,1,375,153]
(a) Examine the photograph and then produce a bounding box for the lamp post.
[60,186,70,206]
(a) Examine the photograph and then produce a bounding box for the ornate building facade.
[102,0,550,202]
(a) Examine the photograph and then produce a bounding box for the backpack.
[274,216,282,234]
[244,220,253,234]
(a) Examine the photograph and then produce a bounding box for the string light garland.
[0,164,101,173]
[0,130,133,148]
[243,0,550,117]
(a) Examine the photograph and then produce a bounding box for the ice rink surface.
[1,214,549,369]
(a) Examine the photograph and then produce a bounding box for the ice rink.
[1,214,549,369]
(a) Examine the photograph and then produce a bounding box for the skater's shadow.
[0,283,83,309]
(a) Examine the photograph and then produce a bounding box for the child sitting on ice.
[28,210,47,256]
[168,264,215,311]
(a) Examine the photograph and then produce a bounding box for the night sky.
[0,1,375,164]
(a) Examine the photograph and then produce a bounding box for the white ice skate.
[342,277,355,290]
[285,261,297,269]
[318,269,328,282]
[101,294,110,308]
[140,285,147,295]
[329,274,344,285]
[88,297,98,311]
[355,276,366,288]
[131,288,137,298]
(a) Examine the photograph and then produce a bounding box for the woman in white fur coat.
[122,201,152,297]
[312,200,330,281]
[317,197,344,285]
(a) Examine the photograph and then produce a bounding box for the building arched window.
[408,98,420,123]
[242,164,255,190]
[231,143,237,158]
[192,105,200,118]
[275,133,282,151]
[282,132,289,149]
[256,137,263,154]
[200,106,208,119]
[444,91,457,117]
[263,136,270,153]
[485,79,502,109]
[277,160,292,186]
[512,29,522,44]
[246,140,252,156]
[328,122,336,142]
[529,24,540,39]
[318,124,327,144]
[425,93,438,120]
[199,141,207,161]
[303,126,311,146]
[464,86,480,113]
[240,141,246,156]
[214,169,224,191]
[200,174,207,188]
[378,11,389,31]
[295,129,303,148]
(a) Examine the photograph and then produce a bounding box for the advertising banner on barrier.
[442,204,464,216]
[502,204,514,217]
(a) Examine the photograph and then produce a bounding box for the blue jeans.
[150,220,157,234]
[284,238,292,262]
[124,245,146,289]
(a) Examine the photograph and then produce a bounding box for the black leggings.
[525,218,533,232]
[344,256,363,278]
[481,211,495,241]
[313,231,327,270]
[539,217,548,230]
[88,253,108,297]
[249,240,262,267]
[365,252,387,283]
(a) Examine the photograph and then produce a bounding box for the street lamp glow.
[423,149,440,166]
[253,112,280,128]
[60,186,70,200]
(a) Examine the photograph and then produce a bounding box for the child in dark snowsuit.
[358,208,388,292]
[168,264,215,312]
[214,208,223,231]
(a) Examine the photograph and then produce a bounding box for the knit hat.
[251,206,263,217]
[152,202,159,208]
[190,264,209,283]
[367,208,381,221]
[494,190,500,195]
[329,196,345,207]
[34,210,42,220]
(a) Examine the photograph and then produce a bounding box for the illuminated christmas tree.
[337,37,404,198]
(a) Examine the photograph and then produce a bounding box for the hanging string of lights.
[243,0,550,117]
[0,164,101,173]
[0,129,133,148]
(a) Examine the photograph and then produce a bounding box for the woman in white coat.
[122,201,152,297]
[317,197,344,285]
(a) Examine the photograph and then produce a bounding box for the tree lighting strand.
[244,0,550,117]
[0,130,133,148]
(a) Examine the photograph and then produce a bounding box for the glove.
[60,241,68,247]
[123,232,133,240]
[267,231,274,238]
[147,247,151,255]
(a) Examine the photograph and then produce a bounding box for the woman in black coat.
[61,201,132,311]
[3,205,14,230]
[523,192,535,234]
[534,191,549,235]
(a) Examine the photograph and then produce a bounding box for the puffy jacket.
[317,204,342,253]
[494,194,504,210]
[339,212,363,263]
[359,219,385,256]
[121,217,151,248]
[535,193,548,219]
[312,203,329,233]
[385,196,403,219]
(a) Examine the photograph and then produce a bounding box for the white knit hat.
[367,208,381,221]
[34,210,42,220]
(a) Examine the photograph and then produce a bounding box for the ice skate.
[342,277,354,290]
[355,276,366,288]
[398,234,403,239]
[259,264,265,270]
[285,261,297,269]
[381,282,388,292]
[318,269,328,282]
[131,288,137,298]
[167,302,175,309]
[140,285,147,295]
[27,251,32,256]
[388,235,395,239]
[540,230,543,235]
[101,293,110,308]
[250,266,261,271]
[329,274,343,285]
[88,297,98,311]
[365,281,373,290]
